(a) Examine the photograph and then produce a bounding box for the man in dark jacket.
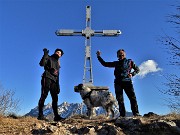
[38,48,64,121]
[96,49,140,117]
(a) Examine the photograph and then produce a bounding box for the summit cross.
[55,5,121,86]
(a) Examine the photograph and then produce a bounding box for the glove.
[96,50,101,57]
[43,48,49,55]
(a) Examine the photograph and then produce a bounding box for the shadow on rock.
[31,129,51,134]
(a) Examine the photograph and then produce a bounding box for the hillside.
[0,113,179,135]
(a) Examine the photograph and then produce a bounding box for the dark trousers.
[114,81,139,116]
[38,77,59,117]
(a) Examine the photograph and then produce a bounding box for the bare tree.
[0,83,20,115]
[159,4,180,113]
[167,5,180,33]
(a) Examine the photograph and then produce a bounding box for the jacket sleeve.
[39,54,49,67]
[131,61,140,76]
[97,56,115,67]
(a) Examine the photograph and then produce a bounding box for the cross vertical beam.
[55,6,121,86]
[83,6,93,85]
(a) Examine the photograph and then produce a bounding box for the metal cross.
[56,6,121,86]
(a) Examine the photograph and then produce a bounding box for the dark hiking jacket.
[97,56,140,82]
[39,54,60,83]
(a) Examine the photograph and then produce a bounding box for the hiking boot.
[37,115,48,121]
[133,113,141,117]
[54,115,65,121]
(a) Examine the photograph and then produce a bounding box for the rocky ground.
[0,112,179,135]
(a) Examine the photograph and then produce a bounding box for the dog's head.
[74,83,84,93]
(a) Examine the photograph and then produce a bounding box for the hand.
[96,50,101,56]
[43,48,49,55]
[128,73,132,78]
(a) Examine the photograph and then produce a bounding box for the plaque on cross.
[55,5,121,86]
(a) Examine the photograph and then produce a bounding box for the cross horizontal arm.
[94,30,121,36]
[55,29,82,36]
[56,29,121,37]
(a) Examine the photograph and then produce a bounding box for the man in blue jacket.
[96,49,140,117]
[38,48,64,121]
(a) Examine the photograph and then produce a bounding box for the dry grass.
[0,114,179,135]
[0,116,43,134]
[165,112,180,119]
[0,114,4,120]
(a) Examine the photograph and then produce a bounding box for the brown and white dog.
[74,83,116,119]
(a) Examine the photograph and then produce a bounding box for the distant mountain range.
[25,102,132,119]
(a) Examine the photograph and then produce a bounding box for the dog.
[74,83,116,119]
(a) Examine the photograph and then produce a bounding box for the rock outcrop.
[0,112,179,135]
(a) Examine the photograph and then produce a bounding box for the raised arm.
[39,48,49,67]
[96,50,115,67]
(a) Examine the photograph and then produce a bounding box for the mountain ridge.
[25,101,133,120]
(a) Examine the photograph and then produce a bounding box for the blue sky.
[0,0,179,116]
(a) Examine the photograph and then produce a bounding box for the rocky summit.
[0,112,180,135]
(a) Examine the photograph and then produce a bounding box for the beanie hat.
[55,48,64,56]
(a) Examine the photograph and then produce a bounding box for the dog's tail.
[113,99,118,108]
[108,93,119,110]
[106,92,117,105]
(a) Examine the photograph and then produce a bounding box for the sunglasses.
[119,54,124,56]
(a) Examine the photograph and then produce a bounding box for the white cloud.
[138,60,162,78]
